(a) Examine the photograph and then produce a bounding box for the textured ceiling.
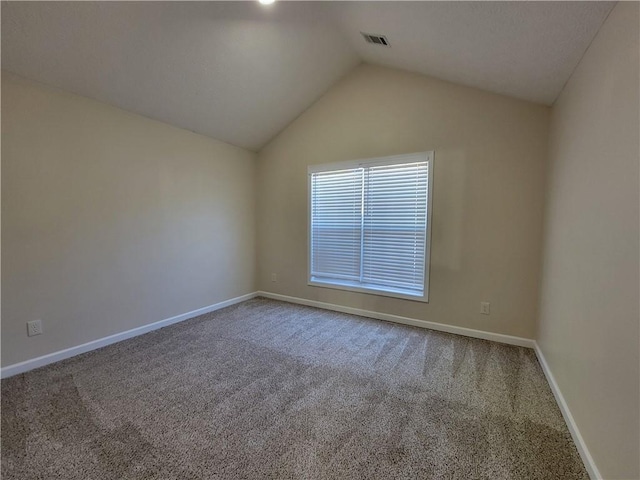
[2,1,614,151]
[332,1,615,105]
[1,2,359,151]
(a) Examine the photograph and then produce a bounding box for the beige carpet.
[2,297,588,479]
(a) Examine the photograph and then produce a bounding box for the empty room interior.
[1,1,639,479]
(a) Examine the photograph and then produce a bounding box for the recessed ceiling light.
[259,0,275,5]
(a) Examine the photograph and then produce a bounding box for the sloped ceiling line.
[1,1,614,151]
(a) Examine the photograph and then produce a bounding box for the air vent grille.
[361,32,390,47]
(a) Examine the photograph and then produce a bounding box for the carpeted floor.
[2,297,588,479]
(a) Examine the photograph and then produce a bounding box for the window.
[308,152,433,302]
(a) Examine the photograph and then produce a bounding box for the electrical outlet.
[27,319,43,337]
[271,273,277,282]
[480,302,491,315]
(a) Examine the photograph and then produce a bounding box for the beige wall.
[2,7,638,475]
[257,64,550,339]
[1,73,257,366]
[537,3,640,479]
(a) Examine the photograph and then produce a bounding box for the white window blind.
[309,152,433,301]
[310,168,363,281]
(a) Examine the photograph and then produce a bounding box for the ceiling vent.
[361,32,390,47]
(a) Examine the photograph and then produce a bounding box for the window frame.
[307,151,434,303]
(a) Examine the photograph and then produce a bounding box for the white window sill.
[308,278,429,303]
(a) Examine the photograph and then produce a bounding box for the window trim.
[307,151,434,303]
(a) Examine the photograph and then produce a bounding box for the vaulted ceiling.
[2,1,614,151]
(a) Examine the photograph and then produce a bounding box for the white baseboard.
[0,292,259,379]
[257,291,535,348]
[534,342,601,480]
